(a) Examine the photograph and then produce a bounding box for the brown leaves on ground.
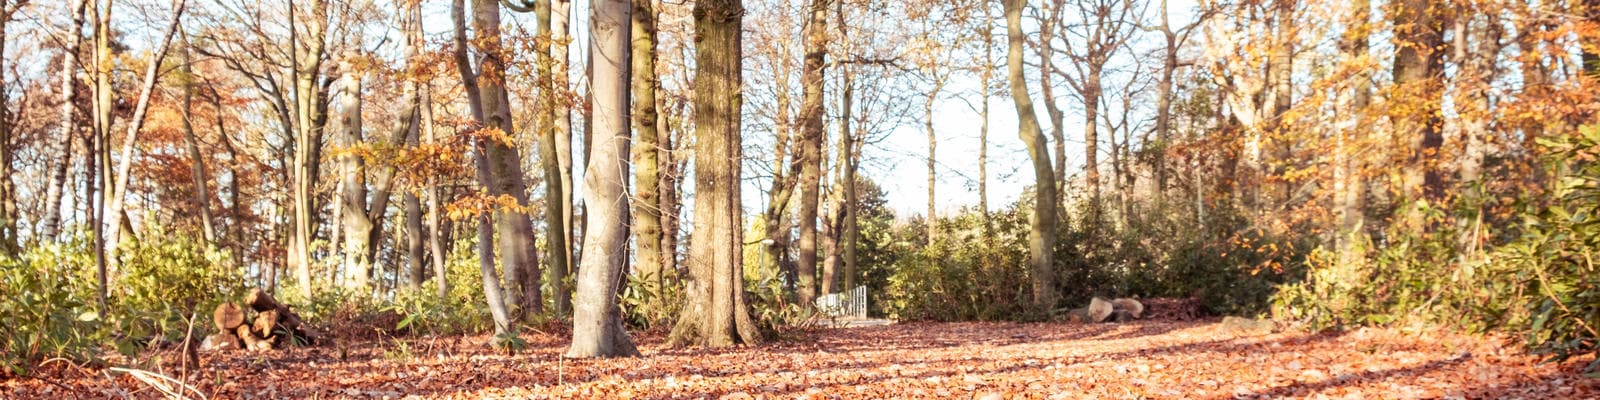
[4,320,1596,399]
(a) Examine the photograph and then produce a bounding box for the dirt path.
[5,320,1595,399]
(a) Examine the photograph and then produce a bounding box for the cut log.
[254,309,280,337]
[236,325,272,351]
[244,288,283,312]
[199,333,241,351]
[1109,298,1144,322]
[1063,297,1116,323]
[213,303,245,332]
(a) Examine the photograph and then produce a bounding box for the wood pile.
[200,288,317,351]
[1061,297,1144,323]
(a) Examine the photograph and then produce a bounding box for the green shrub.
[108,229,243,347]
[0,240,102,375]
[1493,126,1600,373]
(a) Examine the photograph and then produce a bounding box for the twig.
[109,367,208,400]
[181,311,199,377]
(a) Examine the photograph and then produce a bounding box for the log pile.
[1141,297,1203,321]
[200,288,317,352]
[1061,297,1144,323]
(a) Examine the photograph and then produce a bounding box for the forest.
[1,0,1598,397]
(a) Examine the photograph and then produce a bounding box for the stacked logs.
[201,288,317,351]
[1061,297,1144,323]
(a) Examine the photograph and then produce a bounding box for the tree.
[94,0,188,309]
[567,0,639,358]
[1389,0,1445,204]
[531,0,575,317]
[0,0,29,255]
[289,0,330,297]
[630,0,665,294]
[1058,0,1140,220]
[670,0,761,348]
[794,0,828,305]
[1002,0,1058,309]
[451,0,512,337]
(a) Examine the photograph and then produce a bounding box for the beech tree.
[1003,0,1059,308]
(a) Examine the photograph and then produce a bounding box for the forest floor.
[5,319,1597,399]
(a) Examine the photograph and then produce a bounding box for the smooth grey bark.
[451,0,513,336]
[566,0,639,358]
[535,0,574,317]
[1004,0,1059,308]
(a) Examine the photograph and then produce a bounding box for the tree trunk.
[923,78,943,241]
[452,0,513,336]
[0,0,24,254]
[1038,0,1067,213]
[179,34,216,244]
[289,0,330,299]
[669,0,760,347]
[762,35,797,299]
[470,0,539,318]
[404,0,427,293]
[629,0,665,293]
[567,0,639,358]
[978,2,993,230]
[336,55,372,291]
[552,0,577,317]
[422,75,448,298]
[101,0,187,280]
[1390,0,1444,204]
[794,0,827,305]
[836,0,858,294]
[1004,0,1059,309]
[42,0,88,242]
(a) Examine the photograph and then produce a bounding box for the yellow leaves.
[445,193,533,221]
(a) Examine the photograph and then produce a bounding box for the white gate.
[815,286,868,319]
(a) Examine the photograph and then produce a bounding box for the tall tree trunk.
[567,0,639,358]
[669,0,760,347]
[1390,0,1444,204]
[0,0,26,254]
[533,0,571,316]
[552,0,577,317]
[452,0,513,336]
[1152,0,1179,196]
[470,0,540,318]
[836,0,858,293]
[1334,0,1371,260]
[422,66,448,299]
[978,2,992,230]
[762,40,796,300]
[43,0,88,242]
[1266,0,1294,207]
[1082,67,1102,221]
[404,0,428,293]
[289,0,329,298]
[179,33,216,244]
[629,0,664,293]
[101,0,187,277]
[1038,0,1067,212]
[795,0,827,305]
[336,54,373,291]
[923,78,943,241]
[1004,0,1059,309]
